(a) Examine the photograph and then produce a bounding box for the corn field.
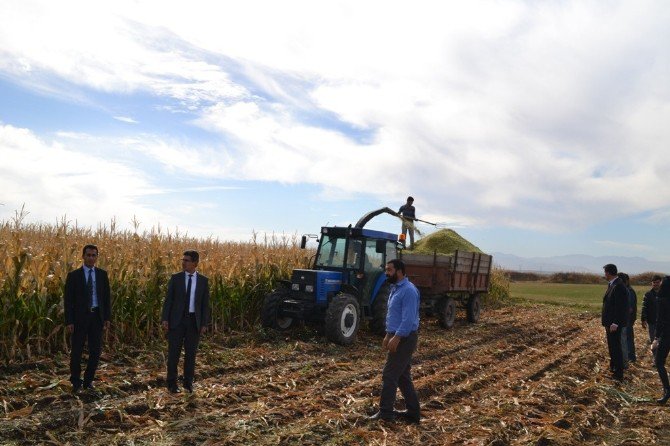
[0,209,307,361]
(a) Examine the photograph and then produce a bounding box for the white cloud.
[596,240,654,252]
[1,0,670,236]
[0,124,165,227]
[113,116,138,124]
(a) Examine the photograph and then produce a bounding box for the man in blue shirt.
[368,259,421,423]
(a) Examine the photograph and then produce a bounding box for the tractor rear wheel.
[261,289,296,330]
[325,294,360,345]
[436,297,456,329]
[370,284,390,336]
[466,294,481,323]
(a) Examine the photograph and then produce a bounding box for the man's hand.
[387,335,401,353]
[382,333,392,350]
[609,323,618,333]
[162,321,169,332]
[200,326,207,335]
[67,324,74,333]
[642,320,647,329]
[103,321,111,330]
[652,339,659,352]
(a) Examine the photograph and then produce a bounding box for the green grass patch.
[510,282,646,312]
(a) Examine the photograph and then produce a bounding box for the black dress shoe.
[83,382,101,396]
[72,381,82,394]
[183,383,193,393]
[657,389,670,405]
[367,411,395,422]
[168,385,181,394]
[394,410,421,424]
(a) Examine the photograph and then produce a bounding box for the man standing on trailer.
[64,244,112,394]
[398,196,416,250]
[368,259,421,423]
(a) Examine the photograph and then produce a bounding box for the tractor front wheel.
[325,294,360,345]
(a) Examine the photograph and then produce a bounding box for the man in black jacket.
[64,244,112,393]
[602,264,628,381]
[652,276,670,404]
[161,250,211,393]
[642,275,662,343]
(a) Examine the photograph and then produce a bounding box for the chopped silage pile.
[412,228,483,254]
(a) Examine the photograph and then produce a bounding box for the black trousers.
[70,310,104,385]
[379,331,420,418]
[167,314,200,385]
[655,336,670,390]
[648,323,657,343]
[606,327,624,379]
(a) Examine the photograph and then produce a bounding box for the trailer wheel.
[325,294,360,345]
[467,294,481,323]
[261,290,296,330]
[370,285,390,335]
[436,297,456,329]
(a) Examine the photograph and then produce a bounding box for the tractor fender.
[339,283,359,298]
[277,279,292,289]
[369,275,389,306]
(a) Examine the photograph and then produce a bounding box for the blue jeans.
[626,324,636,361]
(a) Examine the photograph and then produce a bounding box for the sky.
[1,0,669,261]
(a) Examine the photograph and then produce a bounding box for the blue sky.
[1,0,670,261]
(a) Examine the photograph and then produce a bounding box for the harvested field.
[1,305,668,445]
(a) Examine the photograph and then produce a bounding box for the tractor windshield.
[315,235,348,267]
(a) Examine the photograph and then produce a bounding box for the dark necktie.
[87,269,94,310]
[185,274,193,313]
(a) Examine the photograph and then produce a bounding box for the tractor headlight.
[291,283,300,291]
[305,285,314,293]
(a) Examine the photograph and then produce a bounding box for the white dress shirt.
[186,271,198,313]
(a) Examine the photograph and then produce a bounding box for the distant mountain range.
[492,253,670,275]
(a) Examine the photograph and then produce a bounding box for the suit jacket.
[161,272,211,330]
[601,277,628,328]
[641,288,659,324]
[64,267,112,326]
[655,277,670,339]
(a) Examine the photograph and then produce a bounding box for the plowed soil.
[1,305,669,445]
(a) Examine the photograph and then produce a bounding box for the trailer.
[401,250,493,328]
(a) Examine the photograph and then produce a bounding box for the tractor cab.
[313,226,398,307]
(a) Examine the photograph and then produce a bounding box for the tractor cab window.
[315,235,347,267]
[385,241,398,264]
[345,239,363,269]
[364,241,384,273]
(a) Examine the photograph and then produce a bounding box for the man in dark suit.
[602,263,628,381]
[64,244,112,393]
[161,250,211,393]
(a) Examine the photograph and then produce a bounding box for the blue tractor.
[261,208,402,345]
